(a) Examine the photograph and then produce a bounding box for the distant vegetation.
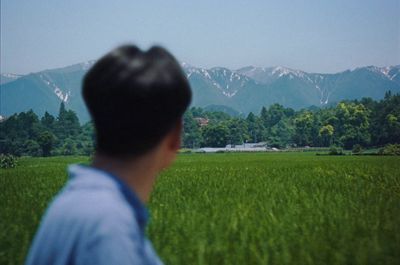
[0,102,93,157]
[184,92,400,150]
[1,93,399,156]
[0,154,18,168]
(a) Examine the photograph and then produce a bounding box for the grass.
[1,153,399,265]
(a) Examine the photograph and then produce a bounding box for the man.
[25,45,192,265]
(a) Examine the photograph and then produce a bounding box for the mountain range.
[1,61,399,123]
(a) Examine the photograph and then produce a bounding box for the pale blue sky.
[1,0,399,74]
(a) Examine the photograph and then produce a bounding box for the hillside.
[1,62,399,123]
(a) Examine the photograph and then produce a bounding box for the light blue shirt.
[25,164,163,265]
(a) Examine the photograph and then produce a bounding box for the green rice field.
[1,153,399,265]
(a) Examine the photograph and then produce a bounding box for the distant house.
[198,142,269,153]
[194,117,209,127]
[0,115,5,123]
[226,142,267,149]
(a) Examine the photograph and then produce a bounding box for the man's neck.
[91,152,159,203]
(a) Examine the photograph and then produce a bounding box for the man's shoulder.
[25,180,149,265]
[45,183,138,233]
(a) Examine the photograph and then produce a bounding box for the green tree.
[269,119,294,148]
[319,124,334,147]
[293,111,314,146]
[183,111,202,148]
[18,110,41,140]
[41,111,56,131]
[370,94,400,145]
[334,102,370,149]
[246,112,264,143]
[37,131,56,156]
[55,102,81,140]
[202,124,229,147]
[261,104,287,128]
[352,144,363,154]
[61,138,78,156]
[227,118,250,145]
[23,139,41,156]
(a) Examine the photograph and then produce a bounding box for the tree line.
[0,93,399,156]
[0,103,93,156]
[183,92,400,149]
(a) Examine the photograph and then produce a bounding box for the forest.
[1,92,399,157]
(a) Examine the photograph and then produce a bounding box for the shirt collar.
[68,164,149,231]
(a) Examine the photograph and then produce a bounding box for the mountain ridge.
[1,62,400,122]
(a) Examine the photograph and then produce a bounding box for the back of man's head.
[82,45,191,157]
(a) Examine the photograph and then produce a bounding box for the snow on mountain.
[181,64,253,98]
[2,61,400,123]
[38,74,71,102]
[180,63,400,106]
[0,73,23,85]
[236,66,308,84]
[271,66,306,79]
[363,65,400,82]
[1,73,22,79]
[80,60,96,70]
[237,65,400,105]
[32,60,96,103]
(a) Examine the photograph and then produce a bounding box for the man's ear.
[158,120,182,171]
[168,120,182,152]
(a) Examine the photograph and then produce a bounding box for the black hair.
[82,45,192,157]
